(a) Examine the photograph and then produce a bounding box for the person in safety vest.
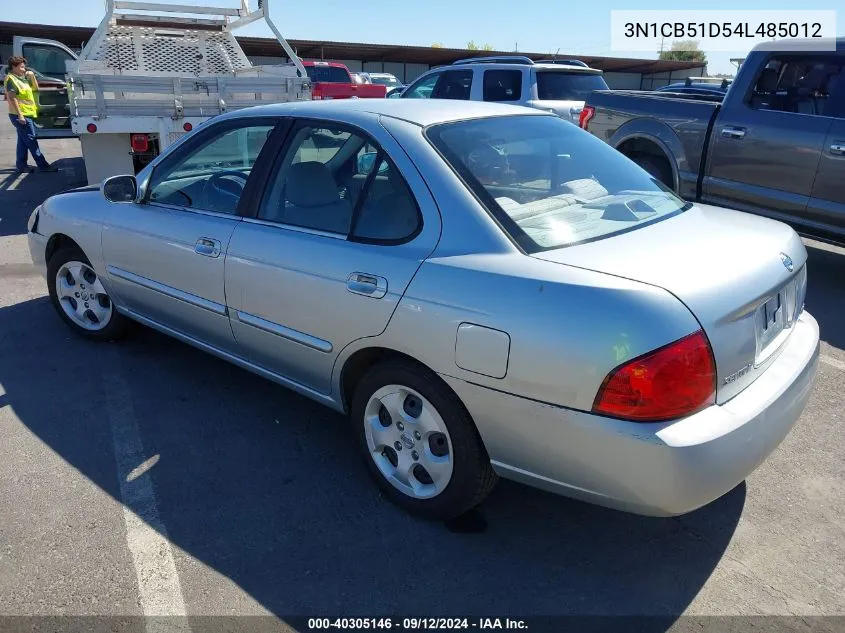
[4,56,57,173]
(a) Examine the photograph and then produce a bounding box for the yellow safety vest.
[4,73,38,118]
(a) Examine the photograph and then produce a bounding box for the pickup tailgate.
[532,203,808,404]
[312,82,387,100]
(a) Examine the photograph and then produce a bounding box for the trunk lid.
[532,203,808,403]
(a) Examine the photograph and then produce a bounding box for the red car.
[299,61,387,100]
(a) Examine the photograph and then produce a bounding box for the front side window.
[403,72,441,99]
[431,70,473,100]
[536,71,609,101]
[426,114,689,252]
[148,121,275,214]
[483,70,523,102]
[21,44,74,78]
[259,123,421,242]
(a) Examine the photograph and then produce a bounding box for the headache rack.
[68,0,311,119]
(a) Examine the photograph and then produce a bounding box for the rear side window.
[536,71,609,101]
[431,70,473,100]
[304,65,351,83]
[748,55,845,117]
[483,70,522,102]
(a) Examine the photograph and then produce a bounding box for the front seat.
[280,161,353,234]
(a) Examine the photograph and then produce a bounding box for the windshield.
[536,71,609,101]
[304,66,351,83]
[371,75,402,87]
[426,115,690,252]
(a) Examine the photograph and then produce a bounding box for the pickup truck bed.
[582,37,845,244]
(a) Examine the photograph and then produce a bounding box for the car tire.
[47,246,128,342]
[351,359,497,520]
[632,154,674,191]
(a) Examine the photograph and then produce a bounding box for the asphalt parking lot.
[1,129,844,631]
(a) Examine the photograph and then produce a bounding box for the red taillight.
[312,84,323,100]
[130,134,148,153]
[578,105,595,130]
[592,330,716,423]
[183,122,193,132]
[86,123,97,133]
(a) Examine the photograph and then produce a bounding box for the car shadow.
[804,242,845,351]
[0,296,744,627]
[0,157,85,237]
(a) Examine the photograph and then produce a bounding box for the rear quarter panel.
[588,91,719,198]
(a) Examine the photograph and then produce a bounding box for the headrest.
[756,68,779,93]
[285,161,339,207]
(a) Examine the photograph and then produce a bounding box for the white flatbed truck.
[19,0,312,185]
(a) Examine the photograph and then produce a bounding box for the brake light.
[312,84,323,100]
[592,330,716,422]
[130,134,148,153]
[579,105,595,130]
[86,123,97,133]
[183,122,193,132]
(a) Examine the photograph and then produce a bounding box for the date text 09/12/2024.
[307,618,528,630]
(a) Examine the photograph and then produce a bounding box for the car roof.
[226,98,550,127]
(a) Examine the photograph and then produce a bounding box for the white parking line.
[100,347,190,630]
[821,354,845,372]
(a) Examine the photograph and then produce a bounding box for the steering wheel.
[201,170,249,213]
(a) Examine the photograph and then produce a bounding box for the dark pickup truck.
[581,38,845,244]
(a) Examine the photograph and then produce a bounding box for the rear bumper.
[444,312,820,516]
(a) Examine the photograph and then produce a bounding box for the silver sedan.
[27,100,820,519]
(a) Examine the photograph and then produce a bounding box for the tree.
[431,42,443,48]
[659,40,707,64]
[482,44,494,51]
[467,40,479,51]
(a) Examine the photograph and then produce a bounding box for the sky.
[4,0,843,74]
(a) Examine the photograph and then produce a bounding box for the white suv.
[400,56,609,124]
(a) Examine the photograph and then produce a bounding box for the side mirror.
[357,152,388,176]
[102,175,138,203]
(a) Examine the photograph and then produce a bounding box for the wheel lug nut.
[411,450,419,461]
[394,441,402,451]
[397,421,404,431]
[75,292,80,298]
[414,431,421,440]
[84,303,89,308]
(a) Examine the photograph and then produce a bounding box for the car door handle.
[346,272,387,299]
[830,143,845,156]
[721,126,746,139]
[195,237,221,258]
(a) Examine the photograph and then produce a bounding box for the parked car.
[400,56,609,124]
[654,77,732,97]
[298,61,387,99]
[28,99,819,520]
[386,86,406,99]
[581,38,845,244]
[351,72,372,84]
[368,72,404,91]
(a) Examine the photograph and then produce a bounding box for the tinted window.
[148,122,274,214]
[352,155,421,242]
[536,71,609,100]
[483,70,522,102]
[749,56,845,117]
[260,125,366,234]
[426,115,689,252]
[402,73,440,99]
[304,65,351,83]
[22,44,74,78]
[431,70,473,100]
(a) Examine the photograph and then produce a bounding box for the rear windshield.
[426,114,690,252]
[305,66,351,83]
[536,71,609,101]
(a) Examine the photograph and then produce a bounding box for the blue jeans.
[9,114,50,170]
